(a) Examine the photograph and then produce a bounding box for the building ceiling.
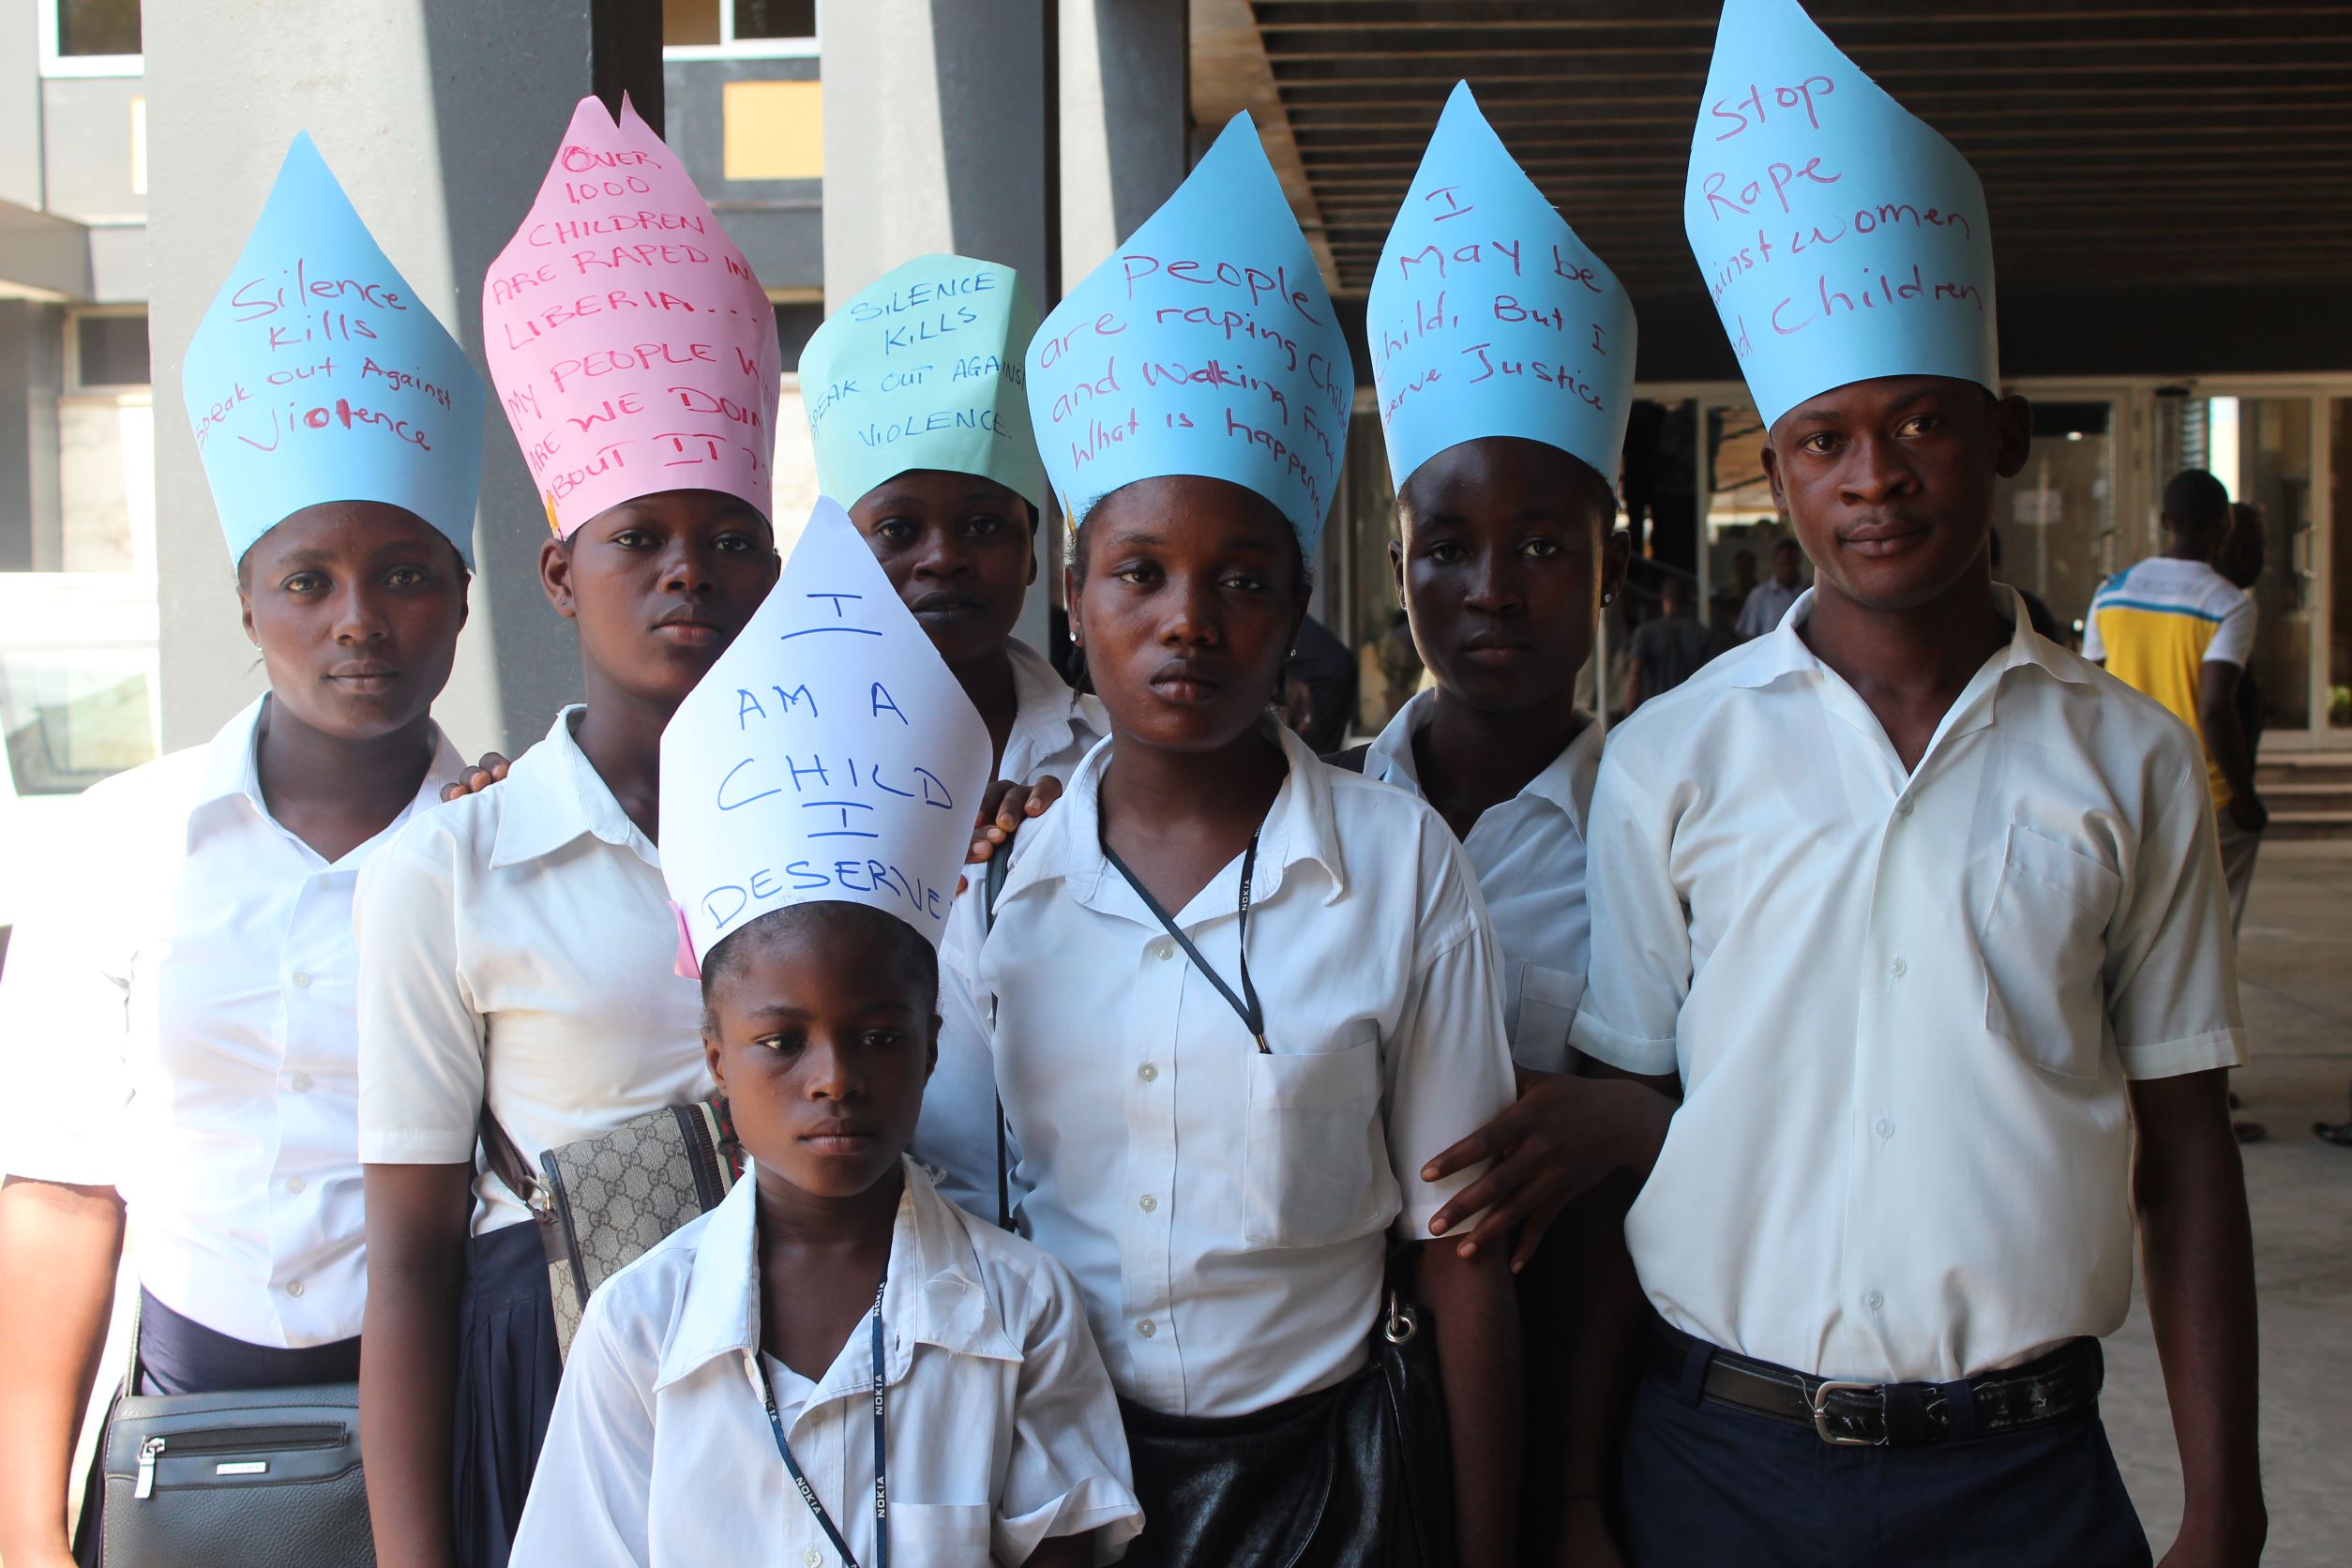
[1243,0,2352,301]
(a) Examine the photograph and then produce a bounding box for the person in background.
[1989,526,2063,642]
[1709,546,1759,644]
[2214,502,2267,760]
[1733,536,1805,641]
[356,97,781,1568]
[1581,2,2265,1560]
[798,253,1105,1220]
[1351,82,1666,1565]
[978,114,1523,1567]
[1622,575,1714,714]
[0,136,480,1568]
[2085,469,2267,941]
[1284,613,1360,755]
[509,504,1141,1568]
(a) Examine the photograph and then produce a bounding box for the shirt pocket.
[1512,963,1586,1074]
[1980,822,2123,1078]
[888,1500,992,1566]
[1241,1025,1394,1250]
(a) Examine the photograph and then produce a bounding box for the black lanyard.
[1103,831,1269,1052]
[751,1277,888,1568]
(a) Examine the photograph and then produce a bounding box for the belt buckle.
[1809,1380,1886,1446]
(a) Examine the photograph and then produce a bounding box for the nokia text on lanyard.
[748,1275,889,1568]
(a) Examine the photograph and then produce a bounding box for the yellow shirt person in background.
[2085,468,2267,935]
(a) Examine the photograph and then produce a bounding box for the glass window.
[53,0,140,58]
[2330,400,2352,730]
[72,311,149,390]
[663,0,814,53]
[0,646,158,795]
[1989,400,2115,649]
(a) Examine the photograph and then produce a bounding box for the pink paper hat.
[484,95,779,537]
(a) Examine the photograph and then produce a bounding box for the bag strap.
[477,1090,544,1214]
[984,850,1016,1232]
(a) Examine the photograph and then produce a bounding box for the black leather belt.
[1648,1320,2103,1448]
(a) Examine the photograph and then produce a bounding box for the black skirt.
[72,1290,361,1565]
[449,1220,561,1568]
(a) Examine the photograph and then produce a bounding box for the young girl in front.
[0,136,482,1568]
[799,257,1106,1218]
[954,116,1523,1566]
[1349,84,1679,1565]
[355,97,783,1568]
[510,500,1139,1567]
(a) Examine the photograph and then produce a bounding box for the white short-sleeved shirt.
[1363,689,1600,1075]
[356,707,711,1233]
[1572,587,2246,1383]
[1734,577,1804,640]
[913,638,1106,1219]
[0,698,460,1346]
[944,722,1517,1419]
[510,1158,1142,1568]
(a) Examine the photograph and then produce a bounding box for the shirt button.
[1153,941,1174,961]
[1138,1194,1157,1214]
[287,1175,307,1195]
[290,971,312,988]
[804,1551,823,1568]
[1138,1063,1158,1083]
[1876,1118,1895,1139]
[1864,1290,1884,1312]
[1137,1319,1156,1338]
[288,1073,312,1093]
[285,1279,305,1298]
[1890,957,1907,979]
[1897,797,1915,818]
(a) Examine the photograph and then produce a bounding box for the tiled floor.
[2105,840,2352,1564]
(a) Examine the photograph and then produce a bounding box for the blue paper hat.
[1683,0,1998,429]
[1025,113,1352,557]
[802,255,1048,513]
[182,134,485,565]
[1370,83,1636,494]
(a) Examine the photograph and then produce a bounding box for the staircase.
[2258,754,2352,840]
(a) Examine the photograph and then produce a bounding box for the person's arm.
[1620,656,1645,716]
[352,832,498,1568]
[1415,1239,1522,1567]
[360,1163,475,1568]
[993,1257,1144,1568]
[2195,661,2264,833]
[0,1179,124,1568]
[1549,1060,1678,1568]
[1020,1537,1093,1568]
[2129,1069,2265,1565]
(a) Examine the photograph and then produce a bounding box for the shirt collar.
[656,1157,1023,1398]
[1002,717,1349,914]
[1001,637,1104,777]
[1729,584,2091,693]
[1364,688,1599,837]
[187,695,464,857]
[487,705,656,870]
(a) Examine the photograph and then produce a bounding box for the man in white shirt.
[1732,536,1805,641]
[1583,1,2267,1560]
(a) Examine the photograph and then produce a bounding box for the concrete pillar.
[821,0,1054,642]
[1056,0,1188,281]
[143,2,659,755]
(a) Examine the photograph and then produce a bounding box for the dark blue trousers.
[1619,1365,2152,1568]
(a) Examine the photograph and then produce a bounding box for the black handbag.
[95,1311,371,1567]
[1118,1259,1455,1568]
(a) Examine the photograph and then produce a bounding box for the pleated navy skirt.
[450,1219,562,1568]
[73,1290,361,1565]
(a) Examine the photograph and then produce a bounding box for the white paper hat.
[1024,113,1352,557]
[485,95,779,537]
[658,496,992,965]
[801,254,1047,513]
[1369,82,1636,493]
[1683,0,1998,429]
[182,134,485,565]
